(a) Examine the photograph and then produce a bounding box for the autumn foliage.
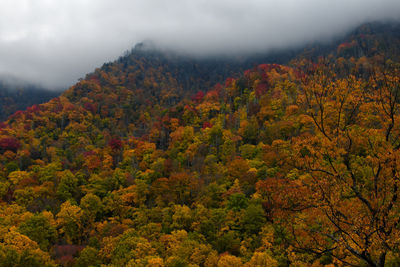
[0,22,399,266]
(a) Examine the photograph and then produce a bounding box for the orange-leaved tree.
[263,60,400,266]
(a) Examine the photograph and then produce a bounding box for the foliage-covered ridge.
[0,22,400,266]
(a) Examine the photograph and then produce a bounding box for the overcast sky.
[0,0,399,90]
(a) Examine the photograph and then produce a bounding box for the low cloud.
[0,0,399,89]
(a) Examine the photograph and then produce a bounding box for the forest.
[0,22,399,266]
[0,83,59,121]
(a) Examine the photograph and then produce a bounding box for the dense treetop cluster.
[0,22,399,266]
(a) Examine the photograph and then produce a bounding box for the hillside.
[0,22,399,266]
[0,21,396,123]
[0,82,59,121]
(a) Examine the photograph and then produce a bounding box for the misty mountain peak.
[133,40,158,52]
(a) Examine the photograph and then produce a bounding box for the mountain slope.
[0,82,59,121]
[0,22,399,266]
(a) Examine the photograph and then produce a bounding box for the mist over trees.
[0,82,59,121]
[0,22,399,266]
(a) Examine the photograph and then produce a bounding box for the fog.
[0,0,399,89]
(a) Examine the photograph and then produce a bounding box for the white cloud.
[0,0,399,89]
